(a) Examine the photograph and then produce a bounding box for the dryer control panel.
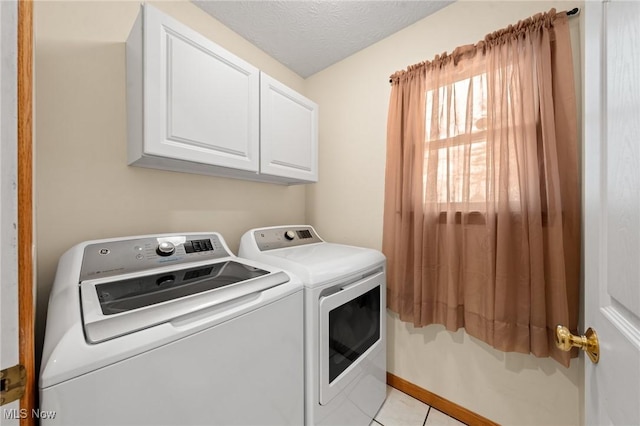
[79,233,229,282]
[253,226,323,251]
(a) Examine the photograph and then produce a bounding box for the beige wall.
[34,0,307,358]
[305,1,584,425]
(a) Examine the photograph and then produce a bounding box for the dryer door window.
[319,270,384,405]
[328,286,380,382]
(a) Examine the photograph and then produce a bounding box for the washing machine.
[239,225,386,426]
[39,232,304,426]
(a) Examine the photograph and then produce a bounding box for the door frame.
[17,0,34,424]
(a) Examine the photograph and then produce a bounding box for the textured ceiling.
[192,1,454,78]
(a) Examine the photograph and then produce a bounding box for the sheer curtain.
[383,9,580,366]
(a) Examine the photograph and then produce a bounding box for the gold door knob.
[555,325,599,364]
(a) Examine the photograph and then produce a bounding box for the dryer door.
[318,270,384,405]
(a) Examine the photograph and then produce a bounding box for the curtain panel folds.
[383,9,580,366]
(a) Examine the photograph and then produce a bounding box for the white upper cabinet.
[260,72,318,183]
[128,4,260,175]
[127,4,318,184]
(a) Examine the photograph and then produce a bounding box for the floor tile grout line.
[423,406,431,426]
[378,386,466,426]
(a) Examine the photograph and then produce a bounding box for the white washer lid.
[253,242,385,286]
[80,260,290,343]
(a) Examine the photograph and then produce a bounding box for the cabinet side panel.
[126,8,143,165]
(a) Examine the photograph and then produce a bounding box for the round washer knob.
[284,230,296,241]
[156,241,176,256]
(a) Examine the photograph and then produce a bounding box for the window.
[424,70,523,211]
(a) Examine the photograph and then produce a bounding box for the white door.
[0,1,20,425]
[583,0,640,424]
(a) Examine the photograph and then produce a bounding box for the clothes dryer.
[240,225,386,426]
[40,232,304,426]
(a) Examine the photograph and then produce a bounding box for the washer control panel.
[254,226,322,251]
[79,233,228,282]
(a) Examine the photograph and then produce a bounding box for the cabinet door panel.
[144,6,259,172]
[168,35,253,157]
[260,72,318,182]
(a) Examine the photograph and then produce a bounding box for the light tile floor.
[371,386,467,426]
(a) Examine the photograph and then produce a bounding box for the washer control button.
[284,231,296,241]
[156,274,176,286]
[156,241,176,257]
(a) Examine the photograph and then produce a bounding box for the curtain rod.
[388,7,580,84]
